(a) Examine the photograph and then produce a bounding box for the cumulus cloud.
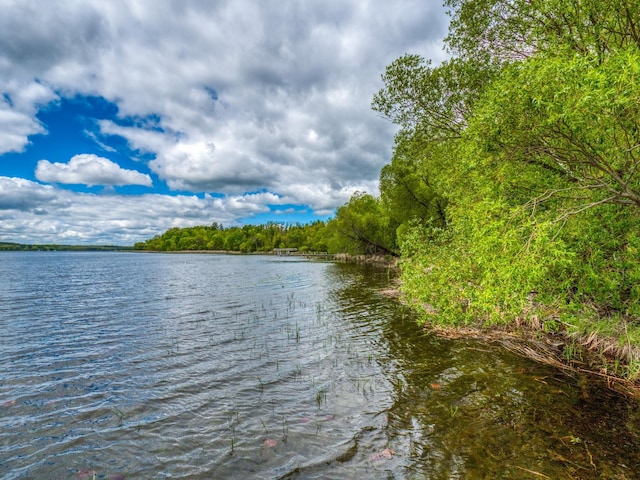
[35,154,153,187]
[0,176,62,210]
[0,176,293,244]
[0,0,450,242]
[0,81,56,153]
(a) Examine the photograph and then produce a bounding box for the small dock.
[273,248,298,256]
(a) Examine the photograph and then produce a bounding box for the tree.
[372,0,640,340]
[380,131,448,235]
[470,48,640,213]
[372,55,491,140]
[329,192,398,256]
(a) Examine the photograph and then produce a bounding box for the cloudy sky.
[0,0,449,245]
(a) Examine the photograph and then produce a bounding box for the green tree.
[329,192,398,256]
[373,0,640,356]
[380,131,448,240]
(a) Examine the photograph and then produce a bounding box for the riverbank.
[402,299,640,398]
[427,321,640,398]
[331,253,399,266]
[132,249,401,265]
[375,271,640,398]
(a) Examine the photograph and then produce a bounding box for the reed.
[281,415,288,441]
[230,426,236,455]
[112,407,126,426]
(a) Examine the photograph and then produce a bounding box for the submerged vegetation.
[136,0,640,385]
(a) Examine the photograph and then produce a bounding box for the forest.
[137,0,640,379]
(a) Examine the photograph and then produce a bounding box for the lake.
[0,252,639,479]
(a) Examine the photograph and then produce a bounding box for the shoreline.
[427,322,640,398]
[379,281,640,398]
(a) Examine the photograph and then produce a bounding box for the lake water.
[0,252,639,479]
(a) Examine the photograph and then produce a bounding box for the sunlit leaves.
[329,192,398,256]
[378,0,640,332]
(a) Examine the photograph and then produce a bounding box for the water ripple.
[2,252,639,479]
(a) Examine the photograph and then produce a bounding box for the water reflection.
[328,263,640,479]
[0,253,638,479]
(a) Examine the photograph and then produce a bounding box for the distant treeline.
[133,216,398,257]
[133,222,327,253]
[0,242,131,252]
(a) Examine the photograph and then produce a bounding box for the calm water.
[0,252,639,479]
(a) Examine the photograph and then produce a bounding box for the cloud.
[35,154,153,186]
[0,176,62,210]
[22,0,447,185]
[0,0,451,242]
[0,81,56,153]
[0,176,294,244]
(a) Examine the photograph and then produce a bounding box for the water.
[0,252,638,479]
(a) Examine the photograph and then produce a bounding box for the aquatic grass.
[228,411,240,425]
[230,426,236,455]
[354,377,374,396]
[112,407,126,426]
[287,292,295,310]
[227,411,241,455]
[281,415,288,441]
[235,328,245,340]
[563,341,582,363]
[315,389,327,408]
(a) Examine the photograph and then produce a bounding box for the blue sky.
[0,0,448,245]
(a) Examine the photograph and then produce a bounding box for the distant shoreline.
[0,242,132,252]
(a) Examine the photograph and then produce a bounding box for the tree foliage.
[370,0,640,370]
[328,192,398,256]
[134,221,333,254]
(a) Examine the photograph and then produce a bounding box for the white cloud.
[0,176,294,244]
[0,0,450,242]
[0,81,56,153]
[35,154,153,187]
[0,176,62,210]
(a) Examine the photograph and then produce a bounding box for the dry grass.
[425,321,640,399]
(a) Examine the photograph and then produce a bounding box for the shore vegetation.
[133,0,640,389]
[372,0,640,387]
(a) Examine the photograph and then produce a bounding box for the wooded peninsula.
[138,0,640,388]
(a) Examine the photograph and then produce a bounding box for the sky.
[0,0,449,245]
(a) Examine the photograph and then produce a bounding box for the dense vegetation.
[372,0,640,378]
[136,0,640,378]
[133,202,401,256]
[133,222,330,253]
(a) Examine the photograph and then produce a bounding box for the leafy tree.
[372,0,640,362]
[470,48,640,213]
[329,192,398,256]
[380,131,448,238]
[372,54,491,140]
